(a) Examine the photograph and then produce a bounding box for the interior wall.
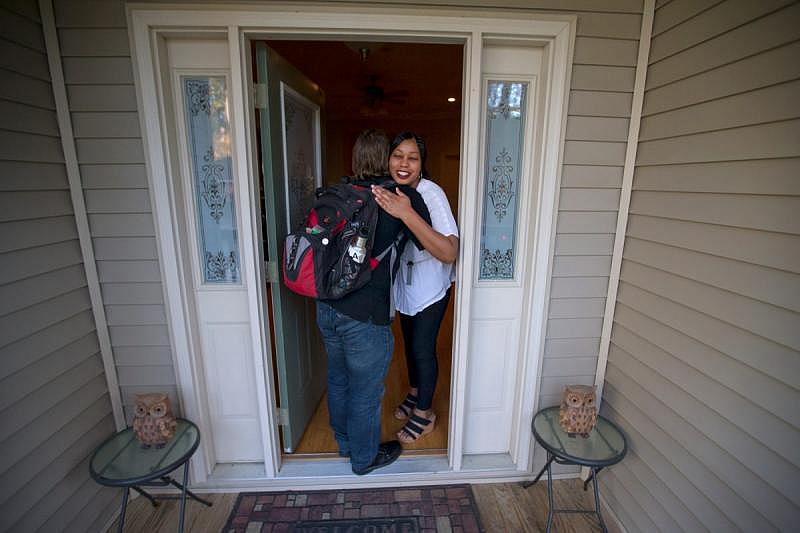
[266,41,463,213]
[601,1,800,531]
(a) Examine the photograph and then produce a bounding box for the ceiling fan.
[360,74,409,109]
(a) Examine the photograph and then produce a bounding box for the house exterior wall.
[53,0,178,424]
[0,1,119,531]
[601,0,800,531]
[59,0,642,467]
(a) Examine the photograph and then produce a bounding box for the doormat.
[222,484,484,532]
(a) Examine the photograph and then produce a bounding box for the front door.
[255,43,328,453]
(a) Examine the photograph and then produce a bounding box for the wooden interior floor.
[292,293,455,455]
[108,479,604,532]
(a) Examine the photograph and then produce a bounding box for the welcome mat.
[222,484,484,532]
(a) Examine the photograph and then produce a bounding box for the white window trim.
[128,2,574,485]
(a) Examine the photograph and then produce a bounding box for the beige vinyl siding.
[54,0,178,423]
[542,15,635,434]
[0,2,118,531]
[601,0,800,531]
[474,1,643,476]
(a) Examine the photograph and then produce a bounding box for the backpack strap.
[373,231,405,319]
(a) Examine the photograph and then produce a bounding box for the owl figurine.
[132,393,177,448]
[559,385,597,438]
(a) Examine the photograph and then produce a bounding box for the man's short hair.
[352,129,390,178]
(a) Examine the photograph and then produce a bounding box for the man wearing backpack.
[315,129,430,475]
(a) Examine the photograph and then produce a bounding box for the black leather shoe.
[352,440,402,475]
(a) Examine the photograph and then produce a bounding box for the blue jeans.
[316,301,394,471]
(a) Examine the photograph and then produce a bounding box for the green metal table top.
[89,419,200,486]
[532,406,627,467]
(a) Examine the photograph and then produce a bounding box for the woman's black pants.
[399,288,451,411]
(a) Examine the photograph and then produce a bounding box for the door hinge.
[254,83,268,110]
[276,407,289,426]
[265,260,279,283]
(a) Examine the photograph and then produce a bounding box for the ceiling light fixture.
[447,97,456,102]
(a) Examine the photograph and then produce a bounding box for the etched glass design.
[479,81,527,280]
[183,76,240,283]
[282,86,320,231]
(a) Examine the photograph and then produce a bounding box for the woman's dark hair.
[390,131,428,179]
[352,129,390,179]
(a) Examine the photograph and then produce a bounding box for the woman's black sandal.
[394,393,418,420]
[398,413,436,443]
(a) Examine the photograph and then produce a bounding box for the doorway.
[256,40,463,457]
[132,3,573,480]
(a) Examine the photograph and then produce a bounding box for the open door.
[255,43,327,453]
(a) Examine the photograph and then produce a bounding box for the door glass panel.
[281,83,321,232]
[479,80,527,280]
[182,76,241,284]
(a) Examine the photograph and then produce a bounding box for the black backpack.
[282,181,399,300]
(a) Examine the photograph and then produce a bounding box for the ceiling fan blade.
[384,89,409,99]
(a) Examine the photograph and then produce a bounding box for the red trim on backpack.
[282,248,318,298]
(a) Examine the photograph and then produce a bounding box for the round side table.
[89,418,212,532]
[523,406,627,532]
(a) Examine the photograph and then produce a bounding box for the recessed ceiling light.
[447,97,456,103]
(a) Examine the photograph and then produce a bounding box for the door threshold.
[198,453,546,491]
[281,452,349,462]
[282,448,447,462]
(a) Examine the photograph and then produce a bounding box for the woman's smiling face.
[389,139,422,188]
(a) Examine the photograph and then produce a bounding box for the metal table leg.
[160,474,212,507]
[170,459,214,531]
[178,461,189,533]
[521,452,557,532]
[545,452,555,533]
[131,486,159,507]
[525,456,611,532]
[117,487,129,533]
[583,466,604,491]
[522,452,556,489]
[591,467,608,533]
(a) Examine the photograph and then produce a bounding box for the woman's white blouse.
[394,178,459,316]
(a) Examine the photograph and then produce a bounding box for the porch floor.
[107,479,604,532]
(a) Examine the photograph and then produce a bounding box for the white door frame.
[129,2,574,483]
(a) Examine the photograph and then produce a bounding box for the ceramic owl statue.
[559,384,597,438]
[132,393,177,448]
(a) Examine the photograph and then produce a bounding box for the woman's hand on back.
[372,184,458,264]
[371,184,413,220]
